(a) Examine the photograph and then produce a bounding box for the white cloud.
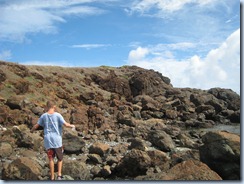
[128,47,149,61]
[20,60,74,67]
[0,0,111,42]
[71,44,111,49]
[0,50,12,60]
[128,0,218,16]
[127,29,240,94]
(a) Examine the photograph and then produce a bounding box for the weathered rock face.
[136,159,222,180]
[62,160,90,180]
[0,69,6,83]
[148,130,175,152]
[12,125,43,151]
[98,70,132,99]
[0,61,240,181]
[208,88,240,111]
[2,157,42,180]
[0,142,13,158]
[129,69,171,97]
[199,131,240,180]
[147,149,170,171]
[115,149,152,177]
[89,142,110,157]
[63,130,86,154]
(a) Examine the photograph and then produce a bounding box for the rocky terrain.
[0,61,240,180]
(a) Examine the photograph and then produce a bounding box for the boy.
[31,101,75,180]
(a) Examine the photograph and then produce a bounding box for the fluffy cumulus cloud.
[0,0,112,42]
[127,29,240,94]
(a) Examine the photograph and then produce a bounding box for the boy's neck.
[47,108,55,114]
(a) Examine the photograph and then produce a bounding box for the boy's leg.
[57,160,63,177]
[49,159,55,180]
[54,147,64,178]
[47,149,55,180]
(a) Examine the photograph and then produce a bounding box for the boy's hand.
[71,125,76,131]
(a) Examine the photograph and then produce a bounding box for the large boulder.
[63,130,85,154]
[87,154,103,164]
[136,159,222,180]
[208,88,240,111]
[62,160,90,180]
[0,142,13,158]
[199,131,240,180]
[5,96,24,110]
[110,143,128,156]
[148,130,175,152]
[115,149,151,177]
[147,149,170,171]
[2,157,42,180]
[89,142,110,157]
[128,137,147,151]
[133,95,159,111]
[12,125,43,151]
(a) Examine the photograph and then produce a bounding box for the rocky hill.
[0,61,240,180]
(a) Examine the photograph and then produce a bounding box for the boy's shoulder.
[40,112,48,118]
[53,112,63,118]
[54,112,61,115]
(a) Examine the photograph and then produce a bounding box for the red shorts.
[47,147,63,161]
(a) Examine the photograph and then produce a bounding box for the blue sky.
[0,0,241,94]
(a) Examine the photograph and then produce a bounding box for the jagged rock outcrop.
[129,68,171,97]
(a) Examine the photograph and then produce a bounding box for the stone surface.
[148,130,175,152]
[62,160,90,180]
[2,157,42,180]
[0,142,13,158]
[199,131,240,180]
[136,159,222,180]
[115,149,151,177]
[89,142,110,157]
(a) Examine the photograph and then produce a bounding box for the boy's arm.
[63,122,75,128]
[30,124,40,133]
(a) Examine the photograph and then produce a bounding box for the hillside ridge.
[0,60,240,180]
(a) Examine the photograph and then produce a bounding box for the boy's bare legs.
[57,160,63,177]
[49,159,55,180]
